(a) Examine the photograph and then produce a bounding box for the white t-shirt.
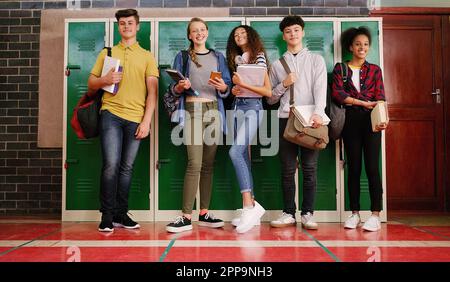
[349,64,361,93]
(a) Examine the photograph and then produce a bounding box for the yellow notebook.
[371,101,389,132]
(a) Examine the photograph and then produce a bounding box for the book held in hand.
[236,64,266,98]
[165,69,186,82]
[292,105,331,127]
[371,101,389,132]
[101,56,121,94]
[165,69,199,96]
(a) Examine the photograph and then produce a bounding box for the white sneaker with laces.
[270,212,296,228]
[362,215,381,232]
[344,213,361,229]
[231,209,261,227]
[236,201,265,234]
[301,212,318,230]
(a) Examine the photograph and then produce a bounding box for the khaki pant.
[182,101,220,214]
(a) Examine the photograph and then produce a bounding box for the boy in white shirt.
[267,15,327,230]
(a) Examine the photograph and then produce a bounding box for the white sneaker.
[301,212,318,230]
[231,209,261,227]
[236,201,265,234]
[344,213,361,229]
[270,212,296,228]
[362,215,381,232]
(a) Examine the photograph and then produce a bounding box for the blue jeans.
[99,110,141,218]
[229,98,263,194]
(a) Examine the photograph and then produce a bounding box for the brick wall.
[0,0,369,216]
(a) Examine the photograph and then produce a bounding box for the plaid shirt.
[331,61,386,105]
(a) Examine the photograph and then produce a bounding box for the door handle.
[431,89,441,104]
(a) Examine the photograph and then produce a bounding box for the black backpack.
[328,62,348,141]
[70,47,111,139]
[162,50,189,119]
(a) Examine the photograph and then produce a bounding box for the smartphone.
[210,71,222,80]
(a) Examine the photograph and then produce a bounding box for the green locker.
[66,22,107,210]
[157,20,244,212]
[65,20,151,211]
[250,20,337,212]
[340,21,383,211]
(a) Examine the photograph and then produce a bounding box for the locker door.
[340,20,384,212]
[111,19,153,210]
[65,21,108,210]
[156,19,244,219]
[65,20,152,214]
[249,19,338,218]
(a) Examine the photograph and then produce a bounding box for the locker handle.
[67,64,81,70]
[66,159,79,164]
[157,159,170,170]
[159,64,171,69]
[252,158,263,163]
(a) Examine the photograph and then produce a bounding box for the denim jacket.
[169,49,232,133]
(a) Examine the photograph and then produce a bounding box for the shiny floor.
[0,214,449,262]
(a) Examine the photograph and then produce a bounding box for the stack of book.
[292,105,330,127]
[101,55,122,94]
[371,101,389,132]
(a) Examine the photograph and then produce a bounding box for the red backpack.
[70,47,111,139]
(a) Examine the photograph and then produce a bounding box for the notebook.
[236,64,266,98]
[371,101,389,132]
[292,105,331,127]
[100,56,121,94]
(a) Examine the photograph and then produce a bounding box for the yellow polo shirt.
[90,42,159,123]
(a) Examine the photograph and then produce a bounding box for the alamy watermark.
[170,109,280,157]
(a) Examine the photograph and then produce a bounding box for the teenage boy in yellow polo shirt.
[88,9,159,232]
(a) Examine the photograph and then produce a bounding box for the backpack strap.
[181,50,189,77]
[339,62,348,83]
[105,46,112,57]
[279,56,294,106]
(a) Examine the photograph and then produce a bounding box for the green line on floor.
[159,236,177,262]
[302,229,341,262]
[0,224,67,258]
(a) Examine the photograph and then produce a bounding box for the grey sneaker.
[270,212,296,228]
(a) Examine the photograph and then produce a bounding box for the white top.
[268,48,327,118]
[349,65,361,93]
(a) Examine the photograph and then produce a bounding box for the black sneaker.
[166,216,193,233]
[199,212,224,228]
[113,213,140,229]
[98,218,114,232]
